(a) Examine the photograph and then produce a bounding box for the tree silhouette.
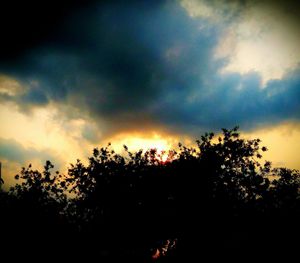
[0,127,299,261]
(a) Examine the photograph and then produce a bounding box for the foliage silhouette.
[0,127,299,261]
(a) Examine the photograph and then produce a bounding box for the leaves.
[3,127,299,260]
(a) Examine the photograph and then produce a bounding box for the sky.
[0,0,300,187]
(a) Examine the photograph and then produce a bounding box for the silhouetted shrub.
[0,127,299,261]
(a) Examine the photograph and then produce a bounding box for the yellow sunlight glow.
[243,123,300,170]
[104,132,176,163]
[0,102,92,186]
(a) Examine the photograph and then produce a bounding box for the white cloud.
[180,0,241,22]
[181,0,300,85]
[0,75,24,96]
[0,100,96,180]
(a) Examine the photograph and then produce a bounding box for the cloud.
[0,137,64,188]
[243,122,300,170]
[0,1,218,131]
[154,67,300,133]
[0,0,299,138]
[183,0,300,83]
[0,0,99,62]
[0,137,61,165]
[180,0,245,22]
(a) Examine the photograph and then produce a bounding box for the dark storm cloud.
[0,0,300,136]
[154,69,300,134]
[21,88,49,106]
[0,0,99,61]
[0,1,217,118]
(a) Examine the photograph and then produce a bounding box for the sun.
[124,136,171,163]
[105,132,175,163]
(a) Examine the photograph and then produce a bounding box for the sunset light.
[0,0,299,261]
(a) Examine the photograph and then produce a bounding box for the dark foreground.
[1,129,299,261]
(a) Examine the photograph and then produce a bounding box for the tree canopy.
[0,127,299,261]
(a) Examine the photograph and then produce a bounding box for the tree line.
[0,127,299,261]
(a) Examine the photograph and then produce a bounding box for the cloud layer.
[0,138,59,165]
[1,0,300,136]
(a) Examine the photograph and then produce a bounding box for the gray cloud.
[0,0,299,137]
[0,138,62,168]
[153,68,300,134]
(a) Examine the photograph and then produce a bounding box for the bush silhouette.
[0,127,299,261]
